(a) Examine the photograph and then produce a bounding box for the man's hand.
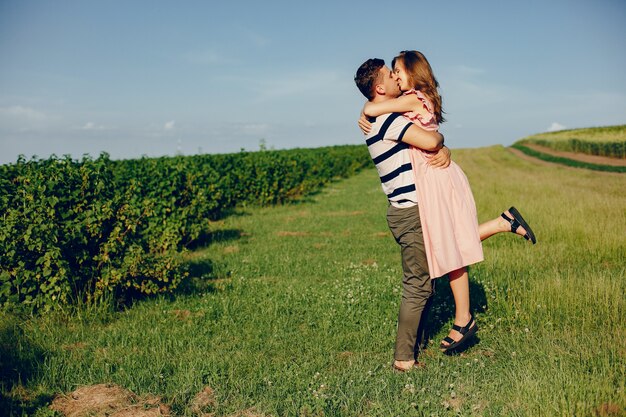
[428,146,451,168]
[358,113,372,135]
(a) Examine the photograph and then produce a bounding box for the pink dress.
[403,89,484,278]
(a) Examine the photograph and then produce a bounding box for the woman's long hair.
[392,50,445,124]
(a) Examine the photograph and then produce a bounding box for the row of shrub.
[515,125,626,159]
[0,145,371,311]
[519,138,625,159]
[511,144,626,173]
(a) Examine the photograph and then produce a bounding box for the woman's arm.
[428,146,451,168]
[358,112,372,134]
[363,94,423,117]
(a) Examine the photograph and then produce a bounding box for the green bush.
[0,145,371,311]
[0,155,185,310]
[524,138,625,158]
[515,124,626,158]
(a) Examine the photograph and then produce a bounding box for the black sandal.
[440,315,478,352]
[502,206,536,244]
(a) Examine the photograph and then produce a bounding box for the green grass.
[515,124,626,159]
[522,125,626,143]
[511,144,626,173]
[2,145,625,416]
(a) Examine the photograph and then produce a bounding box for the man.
[354,58,451,371]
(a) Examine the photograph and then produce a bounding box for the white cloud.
[0,105,48,121]
[76,121,108,130]
[547,122,566,132]
[164,120,175,130]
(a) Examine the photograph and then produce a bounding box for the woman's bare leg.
[479,209,530,241]
[439,209,533,349]
[442,267,473,347]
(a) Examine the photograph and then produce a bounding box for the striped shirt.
[365,113,417,208]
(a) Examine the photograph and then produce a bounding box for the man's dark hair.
[354,58,385,100]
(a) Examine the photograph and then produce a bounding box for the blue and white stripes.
[365,113,418,208]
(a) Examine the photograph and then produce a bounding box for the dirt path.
[508,147,558,168]
[507,147,625,176]
[519,142,626,167]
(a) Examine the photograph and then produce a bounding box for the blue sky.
[1,0,625,164]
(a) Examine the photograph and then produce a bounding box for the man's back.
[365,113,418,208]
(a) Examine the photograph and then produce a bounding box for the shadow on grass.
[175,258,226,296]
[112,228,245,308]
[185,227,246,251]
[176,228,246,296]
[418,272,488,356]
[0,315,53,417]
[284,188,323,206]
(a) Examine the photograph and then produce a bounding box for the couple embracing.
[354,51,536,372]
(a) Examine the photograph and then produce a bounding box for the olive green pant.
[386,204,433,361]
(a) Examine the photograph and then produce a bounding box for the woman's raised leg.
[479,208,535,242]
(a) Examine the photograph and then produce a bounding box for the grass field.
[521,125,626,143]
[2,145,625,416]
[510,144,626,173]
[516,125,626,159]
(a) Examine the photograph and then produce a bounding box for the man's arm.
[372,112,450,168]
[405,128,451,168]
[400,124,443,151]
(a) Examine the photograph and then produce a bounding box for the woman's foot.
[500,207,536,244]
[440,315,478,352]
